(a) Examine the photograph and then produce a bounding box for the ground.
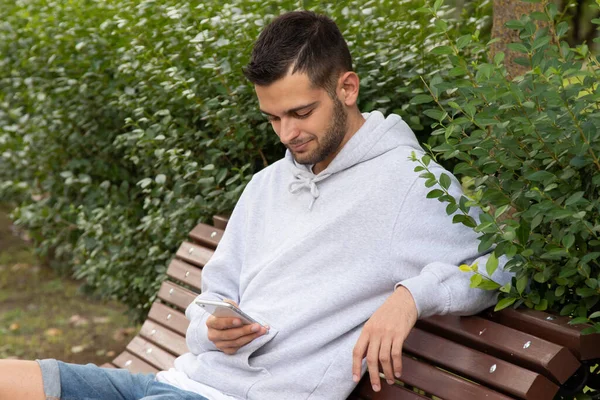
[0,206,138,364]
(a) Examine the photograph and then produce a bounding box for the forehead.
[254,72,326,114]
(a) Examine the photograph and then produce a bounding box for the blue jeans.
[37,359,209,400]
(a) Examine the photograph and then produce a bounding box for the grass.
[0,205,138,364]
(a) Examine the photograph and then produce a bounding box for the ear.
[337,71,360,106]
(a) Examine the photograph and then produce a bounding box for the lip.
[290,140,312,152]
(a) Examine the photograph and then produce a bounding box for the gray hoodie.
[173,111,510,399]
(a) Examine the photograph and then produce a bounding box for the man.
[0,10,509,400]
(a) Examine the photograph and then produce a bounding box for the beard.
[288,96,348,166]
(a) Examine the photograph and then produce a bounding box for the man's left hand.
[351,286,418,392]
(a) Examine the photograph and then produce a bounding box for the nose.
[279,117,301,144]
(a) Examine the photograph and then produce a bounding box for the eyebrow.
[260,101,320,117]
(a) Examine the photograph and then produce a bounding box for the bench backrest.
[106,218,598,400]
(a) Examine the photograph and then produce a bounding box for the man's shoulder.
[250,158,288,183]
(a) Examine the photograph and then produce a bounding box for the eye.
[267,115,280,122]
[294,110,313,119]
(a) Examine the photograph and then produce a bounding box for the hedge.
[0,0,489,317]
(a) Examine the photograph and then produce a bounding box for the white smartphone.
[195,299,267,329]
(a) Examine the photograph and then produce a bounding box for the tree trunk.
[490,0,545,79]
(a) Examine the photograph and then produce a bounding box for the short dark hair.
[243,11,353,94]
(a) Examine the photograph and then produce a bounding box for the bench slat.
[166,259,203,291]
[126,336,176,371]
[175,241,214,268]
[351,380,431,400]
[113,350,159,374]
[148,302,189,336]
[139,320,188,356]
[405,327,558,399]
[212,215,229,231]
[418,315,580,384]
[157,281,197,310]
[486,308,600,361]
[189,223,224,248]
[399,355,513,400]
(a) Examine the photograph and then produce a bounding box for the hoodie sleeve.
[184,180,251,354]
[392,164,513,319]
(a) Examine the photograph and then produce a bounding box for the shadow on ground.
[0,206,138,364]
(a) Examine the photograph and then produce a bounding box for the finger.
[223,298,239,308]
[391,339,403,379]
[366,337,382,392]
[208,323,262,342]
[379,337,395,385]
[217,330,264,349]
[352,334,369,383]
[207,316,243,330]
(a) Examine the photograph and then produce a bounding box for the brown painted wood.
[487,308,600,360]
[166,259,203,291]
[404,327,558,399]
[189,223,224,248]
[351,380,431,400]
[139,320,188,356]
[418,315,580,384]
[399,355,513,400]
[213,215,229,231]
[113,350,159,374]
[148,302,189,336]
[175,241,214,268]
[101,363,115,368]
[157,281,197,310]
[126,336,176,371]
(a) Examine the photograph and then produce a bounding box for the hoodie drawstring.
[288,172,331,210]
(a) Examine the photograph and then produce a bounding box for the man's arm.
[185,180,267,355]
[353,164,512,392]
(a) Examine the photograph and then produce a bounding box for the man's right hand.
[205,300,269,355]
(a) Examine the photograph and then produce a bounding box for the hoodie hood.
[286,111,421,210]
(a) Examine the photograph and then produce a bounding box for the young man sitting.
[0,10,509,400]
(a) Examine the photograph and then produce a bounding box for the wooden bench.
[104,217,600,399]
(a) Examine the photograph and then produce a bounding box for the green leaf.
[560,304,577,316]
[411,95,434,105]
[477,278,501,290]
[433,0,443,12]
[459,264,473,272]
[439,173,451,190]
[556,21,569,37]
[517,275,528,295]
[456,35,472,49]
[453,214,477,228]
[534,299,548,311]
[507,43,529,53]
[470,274,483,288]
[423,109,448,121]
[427,189,444,199]
[565,191,584,206]
[526,170,555,182]
[589,311,600,319]
[494,52,505,65]
[562,234,575,249]
[494,297,517,311]
[446,203,459,215]
[486,252,499,276]
[569,317,589,325]
[532,35,551,50]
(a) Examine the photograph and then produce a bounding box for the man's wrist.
[393,286,418,321]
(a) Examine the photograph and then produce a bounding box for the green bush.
[0,0,489,318]
[415,0,600,334]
